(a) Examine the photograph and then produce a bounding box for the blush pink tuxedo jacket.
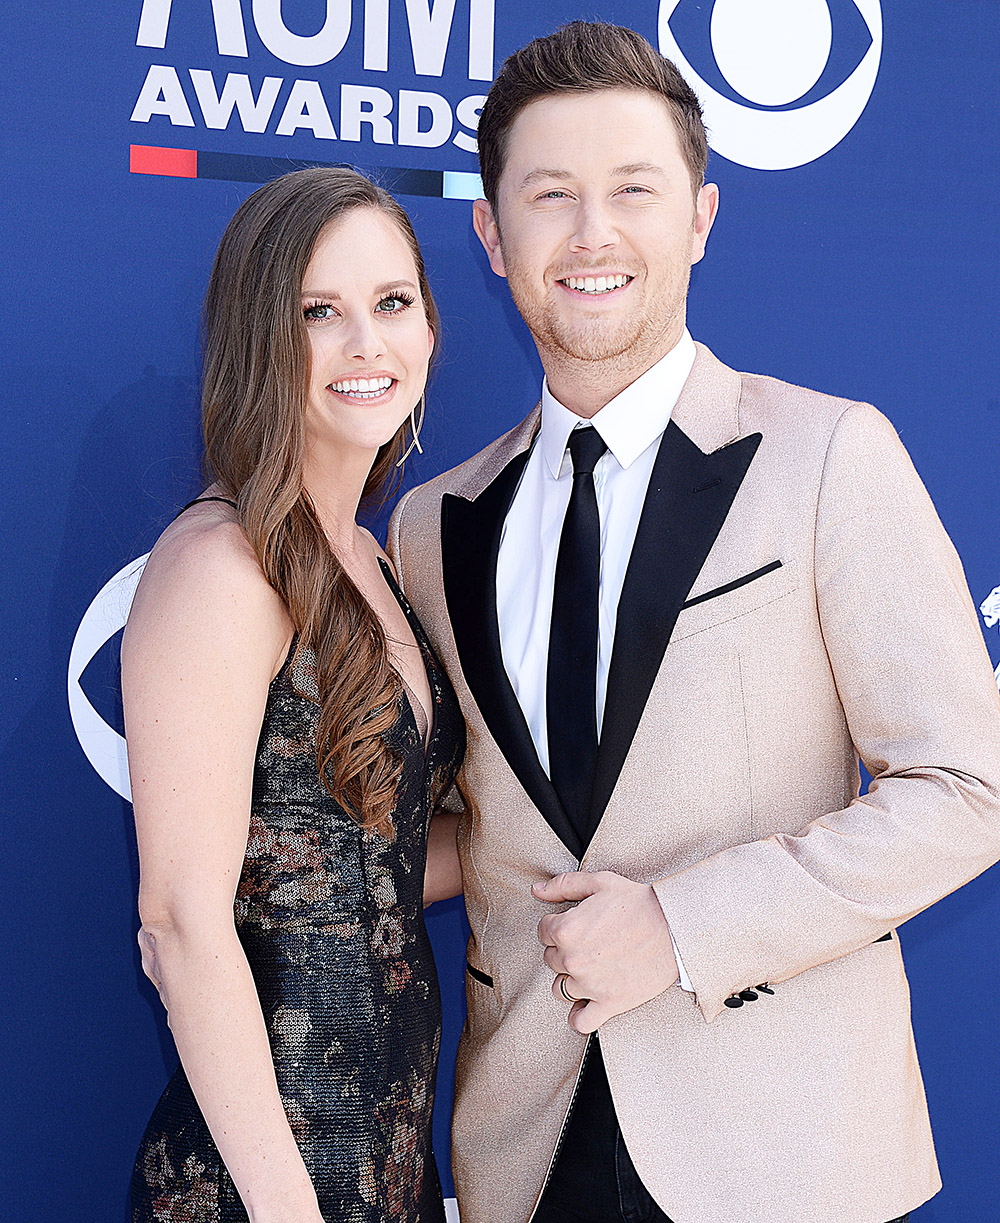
[387,343,1000,1223]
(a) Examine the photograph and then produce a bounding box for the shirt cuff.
[669,928,694,993]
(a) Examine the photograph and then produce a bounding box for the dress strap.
[176,495,238,517]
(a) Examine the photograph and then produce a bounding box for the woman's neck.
[301,444,376,559]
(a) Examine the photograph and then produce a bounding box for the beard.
[502,251,693,371]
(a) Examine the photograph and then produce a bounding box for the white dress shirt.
[496,330,696,773]
[496,333,698,991]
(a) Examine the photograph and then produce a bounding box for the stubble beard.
[503,252,694,380]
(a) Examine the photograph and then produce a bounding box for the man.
[388,21,1000,1223]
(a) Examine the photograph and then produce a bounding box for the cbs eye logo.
[659,0,883,170]
[67,555,148,801]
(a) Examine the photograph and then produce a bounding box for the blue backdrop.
[4,2,999,1219]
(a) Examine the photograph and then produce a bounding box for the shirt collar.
[539,330,697,478]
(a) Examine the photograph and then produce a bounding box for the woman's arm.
[123,516,324,1223]
[424,810,462,906]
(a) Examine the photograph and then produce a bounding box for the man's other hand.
[534,871,679,1033]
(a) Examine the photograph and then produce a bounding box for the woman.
[125,167,465,1223]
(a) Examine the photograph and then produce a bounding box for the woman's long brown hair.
[201,167,440,839]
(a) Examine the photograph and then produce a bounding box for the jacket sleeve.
[652,403,1000,1021]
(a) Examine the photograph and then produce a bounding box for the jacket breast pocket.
[671,559,796,642]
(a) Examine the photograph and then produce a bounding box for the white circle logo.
[68,555,148,800]
[658,0,883,170]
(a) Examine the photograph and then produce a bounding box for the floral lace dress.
[131,561,465,1223]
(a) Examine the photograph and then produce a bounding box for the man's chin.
[546,324,645,364]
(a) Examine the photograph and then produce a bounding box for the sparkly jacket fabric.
[388,343,1000,1223]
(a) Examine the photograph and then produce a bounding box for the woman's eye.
[303,303,335,321]
[375,294,415,314]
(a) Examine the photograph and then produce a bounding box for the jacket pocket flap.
[466,962,494,988]
[673,560,795,642]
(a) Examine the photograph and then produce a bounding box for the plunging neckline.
[378,558,435,755]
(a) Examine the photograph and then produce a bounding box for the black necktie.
[546,425,608,845]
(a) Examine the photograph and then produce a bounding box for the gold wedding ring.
[558,973,579,1003]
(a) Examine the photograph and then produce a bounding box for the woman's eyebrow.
[300,279,419,298]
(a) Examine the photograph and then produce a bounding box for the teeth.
[562,274,631,294]
[330,376,394,396]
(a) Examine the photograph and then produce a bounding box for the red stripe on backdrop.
[129,145,198,178]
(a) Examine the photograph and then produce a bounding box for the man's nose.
[568,201,620,253]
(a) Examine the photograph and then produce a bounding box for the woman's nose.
[342,314,386,363]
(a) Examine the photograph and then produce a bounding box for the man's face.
[474,89,717,374]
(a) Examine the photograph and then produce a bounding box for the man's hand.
[534,871,679,1033]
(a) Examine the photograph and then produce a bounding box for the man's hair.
[477,21,708,210]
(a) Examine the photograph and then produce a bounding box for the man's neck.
[540,323,687,419]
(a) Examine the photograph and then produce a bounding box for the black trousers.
[533,1041,910,1223]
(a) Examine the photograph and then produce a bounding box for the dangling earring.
[395,393,426,467]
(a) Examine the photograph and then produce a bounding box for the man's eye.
[303,303,335,321]
[540,190,568,200]
[620,185,650,194]
[375,293,416,313]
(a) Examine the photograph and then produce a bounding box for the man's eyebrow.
[300,279,419,299]
[517,168,574,191]
[611,161,666,178]
[516,162,668,191]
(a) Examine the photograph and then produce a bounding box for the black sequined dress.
[131,560,465,1223]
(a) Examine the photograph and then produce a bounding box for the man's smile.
[557,274,634,296]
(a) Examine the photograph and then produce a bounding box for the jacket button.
[724,995,744,1008]
[739,989,758,1002]
[756,983,775,995]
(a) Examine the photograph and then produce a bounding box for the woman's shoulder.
[357,526,395,578]
[125,495,291,673]
[144,498,268,598]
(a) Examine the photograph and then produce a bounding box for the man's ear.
[690,183,719,267]
[472,198,507,278]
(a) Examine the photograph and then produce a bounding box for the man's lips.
[557,273,634,297]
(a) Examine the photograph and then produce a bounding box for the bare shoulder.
[124,500,291,680]
[358,526,396,578]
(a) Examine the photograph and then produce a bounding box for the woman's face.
[300,207,434,460]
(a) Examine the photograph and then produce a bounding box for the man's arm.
[653,402,1000,1019]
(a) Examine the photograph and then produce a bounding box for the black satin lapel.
[441,457,583,859]
[587,422,763,838]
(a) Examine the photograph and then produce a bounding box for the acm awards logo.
[659,0,883,170]
[131,0,495,156]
